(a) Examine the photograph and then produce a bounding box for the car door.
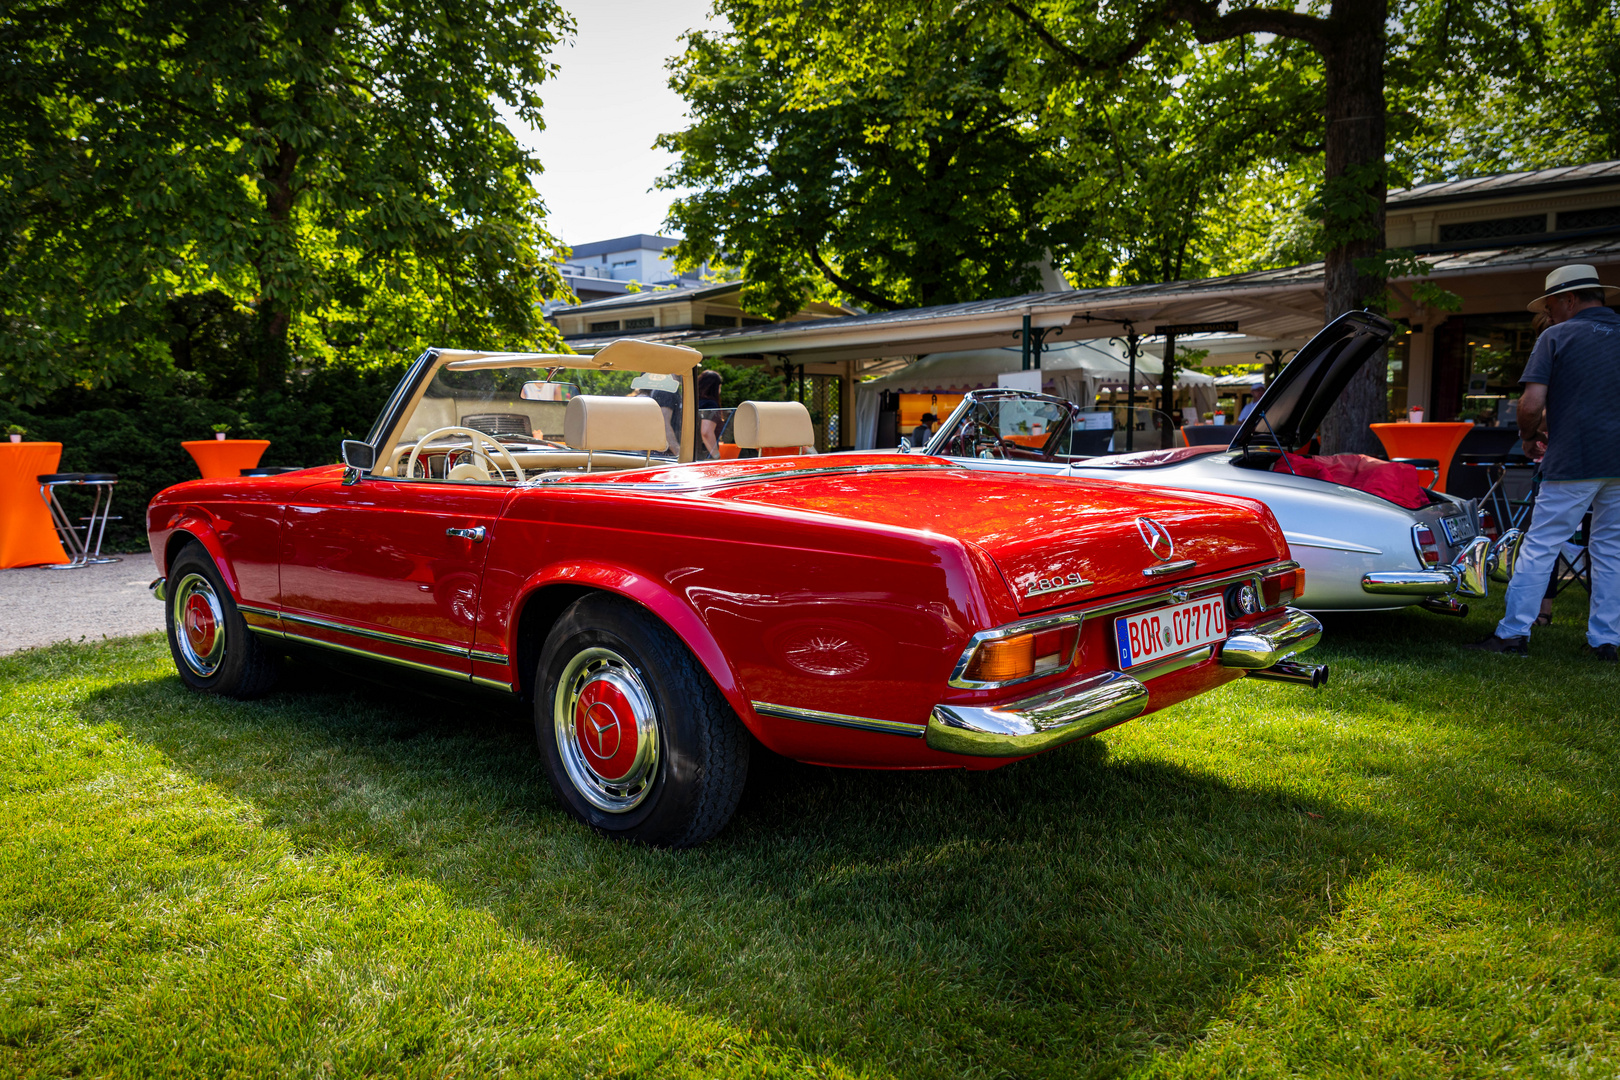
[278,476,512,677]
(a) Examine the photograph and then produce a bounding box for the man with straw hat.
[1469,264,1620,659]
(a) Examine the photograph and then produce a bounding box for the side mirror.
[341,440,375,471]
[897,436,913,454]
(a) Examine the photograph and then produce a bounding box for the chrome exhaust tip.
[1420,595,1469,617]
[1249,660,1328,688]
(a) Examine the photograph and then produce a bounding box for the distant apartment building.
[554,234,708,305]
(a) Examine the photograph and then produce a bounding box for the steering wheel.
[405,426,527,483]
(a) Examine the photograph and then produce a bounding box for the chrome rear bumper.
[926,605,1325,757]
[1216,607,1323,669]
[926,670,1149,757]
[1362,535,1490,598]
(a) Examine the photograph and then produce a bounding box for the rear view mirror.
[521,380,578,401]
[341,440,375,471]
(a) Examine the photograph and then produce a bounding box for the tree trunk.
[1314,0,1388,456]
[251,138,301,394]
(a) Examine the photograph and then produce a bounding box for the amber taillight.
[962,625,1079,684]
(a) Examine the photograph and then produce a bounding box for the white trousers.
[1497,477,1620,645]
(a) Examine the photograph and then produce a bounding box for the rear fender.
[512,562,753,729]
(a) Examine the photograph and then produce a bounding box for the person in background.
[1468,264,1620,660]
[911,412,938,447]
[697,370,723,459]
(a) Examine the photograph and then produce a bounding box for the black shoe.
[1592,644,1619,662]
[1464,633,1529,655]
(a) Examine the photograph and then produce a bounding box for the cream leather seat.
[564,395,669,470]
[734,400,815,455]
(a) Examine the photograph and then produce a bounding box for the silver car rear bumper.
[1362,535,1490,598]
[925,606,1325,757]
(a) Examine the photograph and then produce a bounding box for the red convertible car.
[148,339,1325,845]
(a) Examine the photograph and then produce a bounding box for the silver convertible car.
[915,312,1516,616]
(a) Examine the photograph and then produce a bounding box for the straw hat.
[1527,263,1620,312]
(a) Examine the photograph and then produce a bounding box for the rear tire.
[536,593,749,847]
[164,541,281,698]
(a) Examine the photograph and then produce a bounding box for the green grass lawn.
[2,591,1617,1078]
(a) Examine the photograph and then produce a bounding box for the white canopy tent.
[854,339,1217,449]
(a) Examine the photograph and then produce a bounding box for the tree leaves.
[1,0,575,403]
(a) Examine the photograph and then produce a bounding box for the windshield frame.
[369,348,699,479]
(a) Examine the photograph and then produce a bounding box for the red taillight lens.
[1415,526,1440,565]
[1479,511,1499,540]
[1260,567,1300,609]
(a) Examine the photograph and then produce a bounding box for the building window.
[625,316,655,330]
[1556,206,1620,231]
[1438,215,1546,243]
[704,313,738,327]
[741,317,770,326]
[1431,313,1535,425]
[589,320,620,332]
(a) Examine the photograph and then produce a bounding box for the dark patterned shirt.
[1521,306,1620,481]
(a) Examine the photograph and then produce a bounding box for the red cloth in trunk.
[1270,452,1430,509]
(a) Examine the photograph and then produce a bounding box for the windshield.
[929,397,1080,462]
[383,360,690,480]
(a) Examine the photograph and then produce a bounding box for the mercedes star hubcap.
[172,573,226,677]
[554,647,659,812]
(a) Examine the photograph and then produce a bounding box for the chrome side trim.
[750,700,925,738]
[472,674,516,692]
[470,649,510,665]
[280,630,471,680]
[277,610,472,658]
[237,602,279,619]
[926,670,1149,757]
[1143,559,1198,576]
[1217,607,1323,669]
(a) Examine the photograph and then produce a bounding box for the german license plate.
[1115,597,1227,669]
[1438,512,1476,545]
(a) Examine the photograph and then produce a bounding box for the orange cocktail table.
[182,439,271,479]
[0,442,70,567]
[1369,422,1473,493]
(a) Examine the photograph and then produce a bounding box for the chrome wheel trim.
[553,646,660,813]
[172,572,226,677]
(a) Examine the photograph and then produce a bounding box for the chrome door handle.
[446,526,486,542]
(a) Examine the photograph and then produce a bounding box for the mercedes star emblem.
[1135,517,1176,562]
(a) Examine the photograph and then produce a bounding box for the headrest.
[563,395,669,452]
[734,400,814,449]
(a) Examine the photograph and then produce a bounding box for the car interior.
[370,340,818,483]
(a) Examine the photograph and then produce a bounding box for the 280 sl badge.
[1025,572,1095,598]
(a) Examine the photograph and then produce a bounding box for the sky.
[516,0,728,247]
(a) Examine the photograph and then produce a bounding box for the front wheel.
[536,594,749,847]
[164,541,281,698]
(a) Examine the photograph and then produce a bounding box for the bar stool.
[79,473,122,564]
[36,472,121,567]
[1390,457,1440,489]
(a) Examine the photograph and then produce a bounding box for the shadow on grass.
[77,654,1382,1078]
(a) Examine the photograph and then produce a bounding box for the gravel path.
[0,557,166,656]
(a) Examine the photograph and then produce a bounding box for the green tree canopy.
[1,0,575,404]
